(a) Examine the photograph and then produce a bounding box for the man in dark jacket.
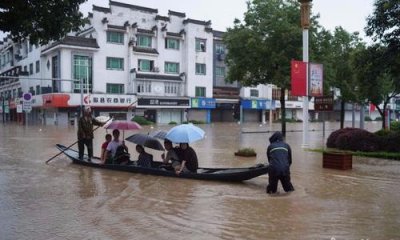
[266,131,294,194]
[77,106,102,161]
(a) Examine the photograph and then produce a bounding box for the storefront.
[137,97,190,124]
[241,99,276,123]
[189,97,216,123]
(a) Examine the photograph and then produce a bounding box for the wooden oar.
[46,100,137,164]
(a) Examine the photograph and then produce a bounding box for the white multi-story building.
[0,1,217,125]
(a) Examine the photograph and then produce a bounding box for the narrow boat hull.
[56,144,269,182]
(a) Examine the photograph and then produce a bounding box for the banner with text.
[291,60,307,96]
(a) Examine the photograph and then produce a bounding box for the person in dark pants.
[77,106,102,162]
[266,131,294,194]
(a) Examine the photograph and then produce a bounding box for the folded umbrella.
[125,133,164,151]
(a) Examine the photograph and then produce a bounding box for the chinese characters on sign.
[309,63,323,97]
[314,96,333,112]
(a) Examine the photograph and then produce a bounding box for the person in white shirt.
[106,129,128,163]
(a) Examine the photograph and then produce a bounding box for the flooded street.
[1,121,400,240]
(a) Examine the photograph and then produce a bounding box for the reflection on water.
[1,122,400,239]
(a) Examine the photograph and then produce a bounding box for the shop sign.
[241,99,275,110]
[191,98,216,109]
[138,98,190,107]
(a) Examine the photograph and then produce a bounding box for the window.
[250,89,259,97]
[215,67,225,77]
[106,83,125,94]
[24,65,28,74]
[195,38,206,52]
[73,55,92,93]
[36,85,41,95]
[195,87,206,97]
[165,83,179,94]
[164,62,179,74]
[137,81,152,93]
[29,63,33,75]
[165,38,179,50]
[106,57,124,70]
[195,63,206,75]
[138,59,154,72]
[137,35,152,48]
[35,60,40,73]
[215,44,225,54]
[107,31,124,44]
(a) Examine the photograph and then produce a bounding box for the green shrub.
[131,116,153,125]
[364,116,372,121]
[390,121,400,131]
[168,121,177,125]
[375,117,382,121]
[183,120,206,124]
[235,148,257,156]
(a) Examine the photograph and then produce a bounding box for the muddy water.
[0,122,399,240]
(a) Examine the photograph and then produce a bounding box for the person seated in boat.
[106,129,129,164]
[136,145,153,168]
[161,139,180,166]
[100,133,112,164]
[174,143,198,175]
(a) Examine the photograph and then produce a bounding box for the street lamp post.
[299,0,312,148]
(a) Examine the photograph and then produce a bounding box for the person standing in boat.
[174,143,198,174]
[77,106,102,162]
[106,129,129,163]
[266,131,294,194]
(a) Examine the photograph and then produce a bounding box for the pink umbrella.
[105,120,142,137]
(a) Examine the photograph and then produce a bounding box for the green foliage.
[235,148,257,156]
[168,121,177,125]
[183,120,206,124]
[390,121,400,131]
[364,116,372,121]
[375,117,383,121]
[0,0,88,44]
[131,116,153,125]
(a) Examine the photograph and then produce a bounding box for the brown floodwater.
[0,121,399,240]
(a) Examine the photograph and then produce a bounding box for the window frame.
[195,86,206,97]
[107,31,124,44]
[106,83,125,94]
[106,57,124,70]
[138,59,154,72]
[250,89,259,97]
[137,35,152,48]
[215,66,225,77]
[164,62,179,74]
[195,63,206,75]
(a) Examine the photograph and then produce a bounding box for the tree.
[353,45,399,129]
[0,0,87,44]
[224,0,306,136]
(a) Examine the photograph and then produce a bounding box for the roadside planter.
[234,148,257,157]
[322,151,353,170]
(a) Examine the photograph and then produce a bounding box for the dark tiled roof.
[41,36,99,53]
[132,47,159,54]
[168,10,186,18]
[155,15,170,21]
[213,30,225,38]
[137,28,154,35]
[93,5,111,13]
[183,19,211,26]
[166,32,182,37]
[110,1,158,14]
[136,73,182,81]
[107,24,125,30]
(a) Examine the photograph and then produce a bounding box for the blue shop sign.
[191,98,216,109]
[241,99,275,110]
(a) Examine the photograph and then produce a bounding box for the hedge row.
[327,127,400,152]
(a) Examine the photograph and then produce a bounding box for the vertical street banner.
[309,63,323,97]
[291,60,307,96]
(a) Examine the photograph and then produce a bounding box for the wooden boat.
[56,144,269,182]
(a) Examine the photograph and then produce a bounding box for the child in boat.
[100,134,112,164]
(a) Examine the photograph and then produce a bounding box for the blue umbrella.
[165,124,205,143]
